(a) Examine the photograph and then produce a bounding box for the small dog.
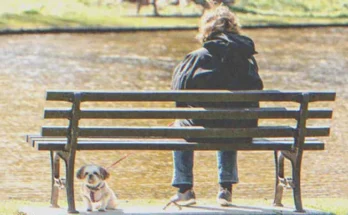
[76,165,118,212]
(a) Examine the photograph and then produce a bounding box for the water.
[0,27,347,203]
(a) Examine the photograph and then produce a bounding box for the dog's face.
[76,165,110,185]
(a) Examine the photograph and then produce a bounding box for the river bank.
[0,23,347,35]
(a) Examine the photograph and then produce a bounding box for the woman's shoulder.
[188,47,210,58]
[181,47,212,63]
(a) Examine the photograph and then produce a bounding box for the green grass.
[0,0,347,29]
[0,0,201,29]
[233,0,348,18]
[3,198,348,215]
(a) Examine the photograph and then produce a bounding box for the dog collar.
[86,182,105,191]
[86,182,106,203]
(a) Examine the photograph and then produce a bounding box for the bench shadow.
[183,204,279,214]
[180,204,330,215]
[19,204,330,215]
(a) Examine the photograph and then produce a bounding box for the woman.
[169,5,263,206]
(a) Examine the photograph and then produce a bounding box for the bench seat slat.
[46,90,336,102]
[44,108,333,119]
[41,126,330,138]
[28,137,325,151]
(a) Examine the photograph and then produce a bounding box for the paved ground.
[20,204,329,215]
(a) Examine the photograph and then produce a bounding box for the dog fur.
[76,165,118,212]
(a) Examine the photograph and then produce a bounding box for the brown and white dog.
[76,165,118,212]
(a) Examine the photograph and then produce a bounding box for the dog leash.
[107,122,173,170]
[106,153,133,170]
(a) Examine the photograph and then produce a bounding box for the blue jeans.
[171,119,239,187]
[172,150,239,187]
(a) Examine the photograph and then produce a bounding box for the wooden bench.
[26,90,335,213]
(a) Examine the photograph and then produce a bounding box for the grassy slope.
[0,0,347,29]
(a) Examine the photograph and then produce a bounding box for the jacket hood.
[203,32,257,60]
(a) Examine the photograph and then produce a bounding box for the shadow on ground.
[20,204,330,215]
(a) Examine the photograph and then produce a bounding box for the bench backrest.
[42,90,335,150]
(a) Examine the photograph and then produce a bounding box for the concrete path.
[20,204,329,215]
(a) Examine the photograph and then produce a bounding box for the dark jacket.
[171,32,263,141]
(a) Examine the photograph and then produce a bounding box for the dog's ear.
[76,166,86,179]
[99,167,110,180]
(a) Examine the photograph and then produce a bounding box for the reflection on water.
[0,27,347,202]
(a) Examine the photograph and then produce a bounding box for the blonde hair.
[196,4,240,43]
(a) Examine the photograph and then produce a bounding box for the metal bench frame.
[26,90,335,213]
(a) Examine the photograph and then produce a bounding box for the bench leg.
[279,150,305,213]
[64,92,81,214]
[50,151,60,208]
[273,150,285,207]
[51,151,78,214]
[291,149,305,212]
[64,151,79,214]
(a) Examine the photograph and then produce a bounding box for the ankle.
[178,184,193,193]
[219,182,232,193]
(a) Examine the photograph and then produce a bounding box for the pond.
[0,27,347,203]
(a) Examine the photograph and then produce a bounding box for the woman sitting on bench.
[168,4,264,206]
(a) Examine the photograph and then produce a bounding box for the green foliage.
[23,9,40,15]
